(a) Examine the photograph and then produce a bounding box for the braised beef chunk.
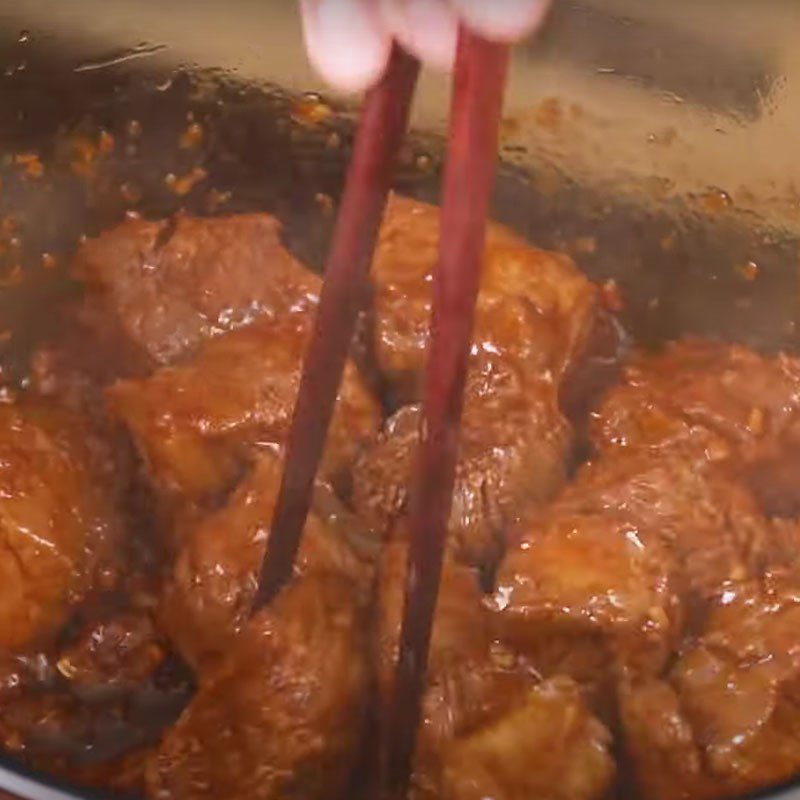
[370,195,605,405]
[352,356,572,569]
[376,541,529,755]
[492,510,682,697]
[548,449,770,598]
[352,195,624,570]
[161,452,369,673]
[620,575,800,800]
[376,542,615,800]
[148,574,370,800]
[591,338,800,534]
[592,339,800,459]
[437,678,615,800]
[108,315,380,503]
[0,399,120,652]
[74,213,320,366]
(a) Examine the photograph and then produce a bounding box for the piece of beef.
[351,355,572,569]
[548,448,770,600]
[31,212,324,470]
[620,574,800,800]
[0,398,121,652]
[147,574,369,800]
[369,195,608,407]
[108,315,381,504]
[376,542,530,759]
[437,678,615,800]
[492,510,683,697]
[592,339,800,528]
[74,213,320,367]
[376,542,615,800]
[592,339,800,459]
[160,452,370,672]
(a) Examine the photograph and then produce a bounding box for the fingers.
[299,0,393,93]
[450,0,554,41]
[379,0,458,72]
[298,0,555,92]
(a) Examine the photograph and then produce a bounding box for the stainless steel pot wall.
[0,1,796,798]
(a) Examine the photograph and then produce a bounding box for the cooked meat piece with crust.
[377,542,615,800]
[376,541,530,755]
[492,510,683,690]
[148,574,369,800]
[438,678,614,800]
[370,194,609,405]
[549,448,770,599]
[592,339,800,526]
[620,574,800,800]
[108,315,380,502]
[592,339,800,459]
[0,399,120,652]
[351,356,572,568]
[160,452,370,672]
[74,213,320,366]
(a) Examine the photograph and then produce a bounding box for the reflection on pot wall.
[0,0,796,229]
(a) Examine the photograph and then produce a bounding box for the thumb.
[450,0,553,41]
[300,0,393,93]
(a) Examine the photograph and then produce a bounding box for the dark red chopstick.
[381,30,511,799]
[256,46,420,606]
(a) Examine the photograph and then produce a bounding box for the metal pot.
[0,1,797,797]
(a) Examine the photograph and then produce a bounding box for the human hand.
[300,0,553,92]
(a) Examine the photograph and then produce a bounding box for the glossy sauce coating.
[108,315,381,503]
[0,399,120,652]
[4,207,800,800]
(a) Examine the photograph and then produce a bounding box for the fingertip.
[379,0,458,72]
[451,0,553,42]
[300,0,393,92]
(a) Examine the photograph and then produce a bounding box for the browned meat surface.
[108,315,380,503]
[352,195,622,569]
[492,510,683,695]
[592,339,800,460]
[370,195,607,405]
[438,678,615,800]
[74,213,320,367]
[620,575,800,800]
[0,399,121,652]
[549,449,770,599]
[377,542,615,800]
[30,212,322,446]
[376,541,529,757]
[148,574,369,800]
[592,338,800,531]
[351,356,571,568]
[160,452,370,672]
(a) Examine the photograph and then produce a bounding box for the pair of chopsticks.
[257,30,510,800]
